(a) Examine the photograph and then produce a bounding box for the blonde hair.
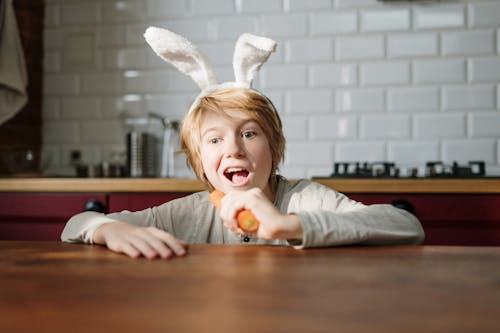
[180,88,285,191]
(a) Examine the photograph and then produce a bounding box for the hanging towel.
[0,0,28,125]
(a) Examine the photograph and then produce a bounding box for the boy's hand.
[218,188,303,241]
[93,222,188,259]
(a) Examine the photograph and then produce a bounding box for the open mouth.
[224,167,250,186]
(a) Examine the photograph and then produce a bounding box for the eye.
[208,137,221,144]
[242,131,256,139]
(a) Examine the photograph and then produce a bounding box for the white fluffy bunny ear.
[233,33,277,87]
[144,26,218,90]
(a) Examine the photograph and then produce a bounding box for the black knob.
[391,200,414,214]
[84,199,107,213]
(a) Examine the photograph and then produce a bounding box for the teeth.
[226,167,244,173]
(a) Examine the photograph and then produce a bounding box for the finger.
[221,218,239,234]
[127,235,159,260]
[136,231,174,259]
[119,242,141,258]
[148,229,187,257]
[178,239,190,248]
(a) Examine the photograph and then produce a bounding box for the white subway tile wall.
[43,0,500,176]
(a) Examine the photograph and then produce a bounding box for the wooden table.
[1,242,499,333]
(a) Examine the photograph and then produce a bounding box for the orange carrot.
[209,190,260,232]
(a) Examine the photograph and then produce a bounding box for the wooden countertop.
[0,177,499,193]
[1,241,499,333]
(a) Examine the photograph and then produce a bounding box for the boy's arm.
[61,211,118,244]
[61,208,187,259]
[285,180,425,248]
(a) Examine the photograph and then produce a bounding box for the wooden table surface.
[1,241,499,333]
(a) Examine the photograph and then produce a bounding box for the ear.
[233,33,277,87]
[144,26,218,90]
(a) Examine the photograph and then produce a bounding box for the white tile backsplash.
[192,0,234,16]
[43,99,60,120]
[80,121,125,145]
[285,142,334,166]
[360,8,410,32]
[335,36,385,60]
[310,11,357,35]
[442,84,495,111]
[469,57,500,82]
[360,61,410,86]
[286,38,333,63]
[441,30,494,56]
[310,115,358,139]
[44,122,79,145]
[413,59,466,84]
[261,13,308,37]
[61,3,99,25]
[387,33,438,58]
[442,139,496,164]
[468,1,500,28]
[44,74,79,96]
[101,0,147,23]
[360,114,410,139]
[335,0,381,9]
[388,87,439,112]
[388,141,440,165]
[285,89,333,114]
[261,65,308,89]
[310,63,357,87]
[238,0,282,13]
[286,0,331,11]
[335,88,385,112]
[413,4,465,30]
[146,0,191,19]
[44,4,59,27]
[335,141,386,162]
[42,0,500,175]
[215,17,258,40]
[414,113,466,139]
[44,51,61,73]
[61,98,100,120]
[468,112,500,138]
[81,73,123,95]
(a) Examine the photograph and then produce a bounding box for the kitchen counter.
[0,177,499,193]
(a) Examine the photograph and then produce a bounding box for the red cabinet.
[2,190,499,245]
[348,194,500,246]
[108,193,190,212]
[0,193,107,241]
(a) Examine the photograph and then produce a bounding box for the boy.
[61,28,424,259]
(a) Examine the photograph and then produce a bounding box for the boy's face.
[199,109,273,198]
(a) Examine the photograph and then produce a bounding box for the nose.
[224,135,245,158]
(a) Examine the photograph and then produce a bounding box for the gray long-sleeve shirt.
[61,176,425,248]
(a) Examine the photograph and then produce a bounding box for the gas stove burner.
[426,161,485,178]
[328,161,486,179]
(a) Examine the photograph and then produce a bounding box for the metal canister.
[126,132,156,177]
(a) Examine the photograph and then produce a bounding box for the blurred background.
[1,0,499,178]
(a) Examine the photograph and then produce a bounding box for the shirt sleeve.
[60,206,163,244]
[285,180,425,249]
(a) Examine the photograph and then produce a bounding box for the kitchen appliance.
[323,161,488,179]
[149,113,180,178]
[125,117,157,177]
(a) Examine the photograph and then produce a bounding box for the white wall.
[43,0,500,177]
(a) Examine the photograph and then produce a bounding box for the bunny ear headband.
[143,26,277,113]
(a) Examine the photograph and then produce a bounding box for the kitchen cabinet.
[348,194,500,246]
[108,193,189,212]
[0,193,107,241]
[1,178,499,245]
[0,192,192,241]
